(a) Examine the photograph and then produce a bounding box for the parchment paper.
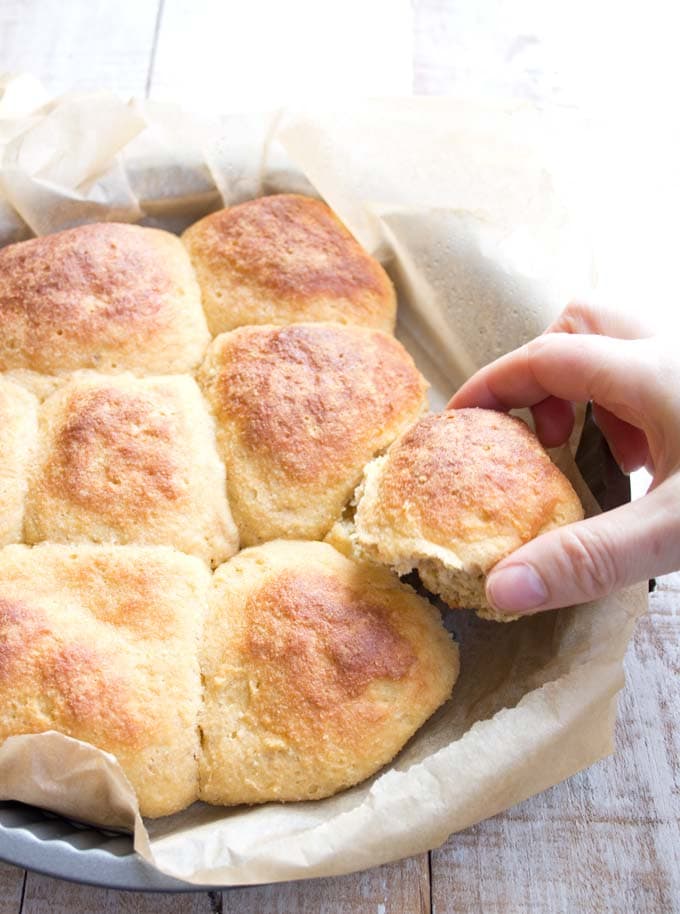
[0,77,647,885]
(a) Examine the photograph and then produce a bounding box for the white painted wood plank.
[149,0,413,111]
[221,854,429,914]
[414,0,679,108]
[20,874,215,914]
[0,0,161,97]
[0,864,23,914]
[412,0,680,333]
[19,856,429,914]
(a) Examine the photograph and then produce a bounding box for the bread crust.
[0,379,38,546]
[199,540,458,805]
[0,222,210,376]
[355,408,584,620]
[183,194,396,334]
[0,544,209,817]
[24,372,238,566]
[198,322,428,545]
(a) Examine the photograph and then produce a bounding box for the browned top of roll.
[24,373,238,566]
[182,194,396,334]
[47,384,184,518]
[198,323,428,544]
[246,567,416,719]
[0,544,208,817]
[363,408,584,555]
[203,322,426,483]
[198,540,458,805]
[0,222,209,375]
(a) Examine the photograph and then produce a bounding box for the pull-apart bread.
[182,194,397,334]
[0,378,38,545]
[23,372,238,567]
[0,540,457,814]
[198,322,428,545]
[199,540,458,805]
[0,544,209,818]
[0,222,210,385]
[354,409,584,621]
[0,203,467,819]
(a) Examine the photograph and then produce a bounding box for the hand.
[448,301,680,615]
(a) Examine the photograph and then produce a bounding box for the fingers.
[530,397,575,448]
[545,300,656,339]
[450,334,658,431]
[485,478,680,614]
[448,300,670,616]
[592,403,650,474]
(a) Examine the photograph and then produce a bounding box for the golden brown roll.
[197,322,428,545]
[182,194,397,334]
[0,544,209,817]
[24,372,238,567]
[0,223,210,376]
[199,540,458,805]
[0,379,38,546]
[354,408,584,621]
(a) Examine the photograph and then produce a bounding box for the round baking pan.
[0,801,213,891]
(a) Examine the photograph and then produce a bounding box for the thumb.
[485,478,680,614]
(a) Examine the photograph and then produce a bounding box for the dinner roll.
[0,544,208,817]
[182,194,396,334]
[24,372,238,567]
[354,409,584,622]
[0,223,210,376]
[199,540,458,805]
[198,323,428,545]
[0,379,38,546]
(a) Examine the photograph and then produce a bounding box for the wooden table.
[1,2,679,910]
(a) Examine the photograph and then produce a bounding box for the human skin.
[449,301,680,615]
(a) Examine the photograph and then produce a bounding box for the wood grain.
[221,853,429,914]
[15,855,429,914]
[431,579,680,914]
[20,874,214,914]
[0,865,23,914]
[0,0,161,97]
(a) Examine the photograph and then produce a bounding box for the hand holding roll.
[451,301,678,615]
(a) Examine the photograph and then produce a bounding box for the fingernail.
[486,563,548,613]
